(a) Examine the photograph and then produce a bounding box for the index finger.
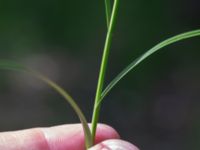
[0,124,120,150]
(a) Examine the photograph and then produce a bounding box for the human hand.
[0,124,139,150]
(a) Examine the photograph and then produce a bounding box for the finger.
[0,124,119,150]
[89,139,140,150]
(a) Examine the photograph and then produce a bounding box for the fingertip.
[95,124,120,144]
[89,139,140,150]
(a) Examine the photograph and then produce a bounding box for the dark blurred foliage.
[0,0,200,149]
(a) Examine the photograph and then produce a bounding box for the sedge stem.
[91,0,119,142]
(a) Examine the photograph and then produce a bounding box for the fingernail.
[89,139,139,150]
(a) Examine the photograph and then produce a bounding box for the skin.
[0,124,139,150]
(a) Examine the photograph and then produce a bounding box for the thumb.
[89,139,139,150]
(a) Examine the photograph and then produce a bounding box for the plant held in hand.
[0,0,200,149]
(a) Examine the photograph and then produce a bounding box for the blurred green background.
[0,0,200,149]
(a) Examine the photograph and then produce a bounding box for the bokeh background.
[0,0,200,149]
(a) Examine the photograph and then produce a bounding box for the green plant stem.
[105,0,112,28]
[91,0,119,141]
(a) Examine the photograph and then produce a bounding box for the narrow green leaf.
[98,29,200,107]
[0,60,93,148]
[105,0,112,28]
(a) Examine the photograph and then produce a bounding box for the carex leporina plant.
[0,0,200,149]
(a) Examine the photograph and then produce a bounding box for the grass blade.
[0,60,93,148]
[98,29,200,106]
[105,0,112,28]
